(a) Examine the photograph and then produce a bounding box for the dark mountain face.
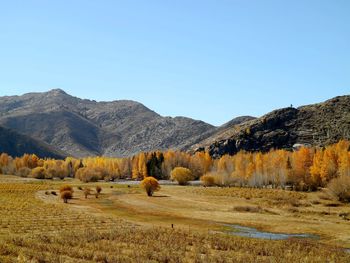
[192,96,350,158]
[0,89,216,157]
[0,125,67,159]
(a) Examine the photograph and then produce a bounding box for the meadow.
[0,174,349,262]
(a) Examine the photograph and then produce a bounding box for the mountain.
[0,89,217,157]
[0,125,67,159]
[191,96,350,158]
[179,115,255,151]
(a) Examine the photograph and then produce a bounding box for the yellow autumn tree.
[171,167,194,185]
[291,147,313,190]
[310,149,324,187]
[339,151,350,177]
[140,176,160,196]
[320,146,338,183]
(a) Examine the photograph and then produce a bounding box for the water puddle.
[223,224,318,240]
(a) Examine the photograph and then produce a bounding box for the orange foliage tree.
[140,177,160,196]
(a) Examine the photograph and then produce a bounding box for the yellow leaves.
[171,167,194,185]
[291,147,313,182]
[310,150,323,186]
[131,152,148,179]
[0,153,11,167]
[138,152,148,178]
[2,140,350,191]
[339,151,350,177]
[320,147,338,182]
[140,176,160,196]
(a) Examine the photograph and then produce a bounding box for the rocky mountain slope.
[0,125,67,158]
[179,115,255,151]
[192,96,350,158]
[0,89,219,157]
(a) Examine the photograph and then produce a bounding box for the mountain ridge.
[2,89,348,159]
[0,89,221,157]
[191,95,350,157]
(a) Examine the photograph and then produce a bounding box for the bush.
[95,186,102,198]
[83,187,91,198]
[201,174,216,186]
[201,172,235,187]
[75,167,103,182]
[46,168,57,179]
[328,176,350,202]
[171,167,194,185]
[30,167,46,179]
[60,190,73,203]
[60,185,74,194]
[140,177,160,196]
[16,167,31,177]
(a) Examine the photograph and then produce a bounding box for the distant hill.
[0,89,217,157]
[0,125,67,158]
[191,96,350,158]
[179,115,255,151]
[2,89,347,158]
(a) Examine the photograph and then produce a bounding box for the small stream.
[223,224,319,240]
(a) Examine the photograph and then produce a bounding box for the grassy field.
[0,174,349,262]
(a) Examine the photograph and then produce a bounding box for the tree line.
[0,140,349,191]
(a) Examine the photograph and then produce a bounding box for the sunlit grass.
[0,175,349,262]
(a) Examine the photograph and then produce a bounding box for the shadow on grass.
[152,195,169,198]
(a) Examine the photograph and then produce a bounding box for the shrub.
[95,186,102,198]
[46,168,57,179]
[60,190,73,203]
[201,174,216,186]
[140,177,160,196]
[75,167,102,182]
[171,167,194,185]
[60,185,73,194]
[201,172,235,187]
[327,175,350,202]
[30,167,46,179]
[16,167,31,177]
[83,187,91,199]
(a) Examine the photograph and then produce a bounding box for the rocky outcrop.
[193,96,350,158]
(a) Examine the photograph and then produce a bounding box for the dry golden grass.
[79,184,350,248]
[191,186,307,200]
[0,174,349,262]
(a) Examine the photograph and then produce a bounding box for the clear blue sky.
[0,0,349,126]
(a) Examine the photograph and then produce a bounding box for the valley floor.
[0,174,349,262]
